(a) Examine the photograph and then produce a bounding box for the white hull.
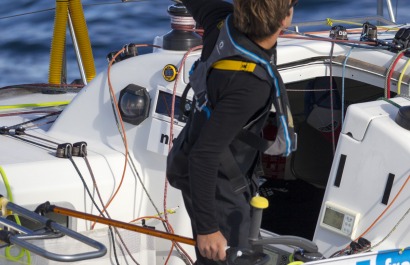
[1,4,410,264]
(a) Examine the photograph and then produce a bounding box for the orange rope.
[91,44,158,229]
[355,174,410,240]
[333,173,410,257]
[165,44,203,221]
[163,45,203,265]
[131,215,177,264]
[89,48,128,229]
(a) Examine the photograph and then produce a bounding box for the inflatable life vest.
[167,15,296,192]
[188,15,296,156]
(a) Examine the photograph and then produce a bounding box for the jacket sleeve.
[182,0,232,32]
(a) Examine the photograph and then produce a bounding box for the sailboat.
[1,0,410,264]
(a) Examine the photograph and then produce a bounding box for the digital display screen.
[323,207,344,230]
[155,91,192,123]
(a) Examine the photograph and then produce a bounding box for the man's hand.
[197,231,228,261]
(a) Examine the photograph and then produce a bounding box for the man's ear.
[281,11,293,29]
[280,18,287,29]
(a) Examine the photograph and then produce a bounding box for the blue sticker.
[376,249,410,265]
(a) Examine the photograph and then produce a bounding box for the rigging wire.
[385,48,410,98]
[0,110,60,117]
[6,134,55,150]
[282,29,390,49]
[5,44,169,265]
[0,109,124,264]
[0,166,32,264]
[131,215,177,264]
[95,47,132,222]
[3,4,409,262]
[330,172,410,258]
[341,47,354,124]
[0,102,69,111]
[356,175,410,242]
[0,8,55,20]
[56,146,122,265]
[397,57,410,95]
[282,27,410,258]
[105,44,193,264]
[165,45,203,265]
[328,42,336,155]
[0,1,148,20]
[280,34,389,50]
[83,0,149,7]
[326,18,400,31]
[3,111,61,130]
[83,157,139,265]
[94,44,160,222]
[17,129,60,145]
[81,151,138,265]
[369,204,410,251]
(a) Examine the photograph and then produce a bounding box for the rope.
[0,1,148,20]
[68,153,123,265]
[326,18,400,31]
[341,47,354,124]
[397,58,410,95]
[105,43,193,264]
[0,166,32,264]
[0,101,69,110]
[166,44,203,265]
[329,42,336,155]
[331,173,410,258]
[385,49,410,98]
[7,111,61,130]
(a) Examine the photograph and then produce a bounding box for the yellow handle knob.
[250,196,269,209]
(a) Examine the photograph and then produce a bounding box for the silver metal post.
[385,0,396,23]
[68,12,88,85]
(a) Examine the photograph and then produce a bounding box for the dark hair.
[233,0,290,41]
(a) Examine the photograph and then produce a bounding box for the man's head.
[233,0,296,42]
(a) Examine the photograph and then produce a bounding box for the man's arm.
[181,0,232,33]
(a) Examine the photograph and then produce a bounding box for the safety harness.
[170,15,296,193]
[188,15,296,153]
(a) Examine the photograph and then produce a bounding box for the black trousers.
[181,174,256,265]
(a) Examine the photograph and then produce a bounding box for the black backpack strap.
[179,82,192,115]
[238,126,297,154]
[237,129,272,153]
[219,148,249,194]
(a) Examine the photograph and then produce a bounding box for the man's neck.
[254,31,280,50]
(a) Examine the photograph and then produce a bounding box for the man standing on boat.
[167,0,296,264]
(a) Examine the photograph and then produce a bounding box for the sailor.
[167,0,297,264]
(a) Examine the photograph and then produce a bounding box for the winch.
[329,25,348,40]
[162,3,202,51]
[390,27,410,54]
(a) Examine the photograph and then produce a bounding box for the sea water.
[0,0,409,87]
